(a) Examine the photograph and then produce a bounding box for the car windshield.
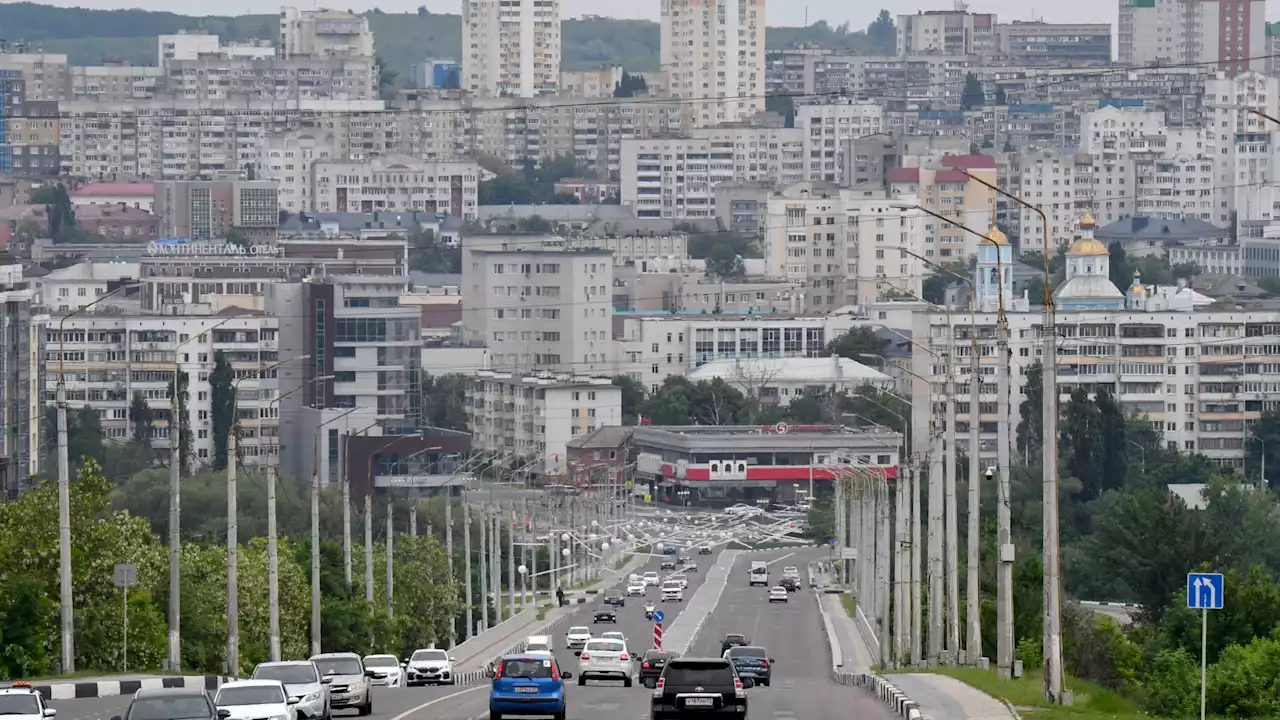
[663,661,735,686]
[253,665,318,684]
[364,656,397,668]
[729,647,767,659]
[313,658,363,676]
[0,694,40,715]
[500,659,553,679]
[411,650,448,662]
[127,697,211,720]
[216,687,285,706]
[725,635,745,643]
[526,642,550,653]
[569,627,590,635]
[644,651,669,660]
[585,641,625,653]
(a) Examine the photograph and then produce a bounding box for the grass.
[840,593,857,618]
[891,666,1148,720]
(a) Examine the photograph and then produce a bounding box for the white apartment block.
[462,0,561,97]
[1016,149,1096,254]
[1118,0,1264,74]
[765,182,925,312]
[560,66,623,98]
[305,153,481,217]
[164,55,377,102]
[69,64,163,103]
[461,243,614,375]
[1079,106,1170,155]
[37,262,140,312]
[1207,72,1280,225]
[660,0,765,128]
[278,8,375,59]
[159,32,274,65]
[886,158,998,262]
[465,370,621,476]
[796,100,885,183]
[620,128,804,219]
[44,313,282,467]
[897,10,997,56]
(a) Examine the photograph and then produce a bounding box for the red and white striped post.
[653,621,663,649]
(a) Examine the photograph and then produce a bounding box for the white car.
[577,638,633,686]
[725,504,763,517]
[215,680,296,720]
[642,571,661,587]
[600,631,626,643]
[404,648,455,686]
[362,654,403,687]
[626,582,647,596]
[524,635,553,656]
[0,683,53,720]
[668,574,689,589]
[567,625,593,650]
[768,586,789,603]
[661,581,684,602]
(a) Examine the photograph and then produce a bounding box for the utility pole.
[168,368,183,670]
[463,499,473,640]
[365,489,374,604]
[226,431,240,674]
[894,463,909,666]
[310,446,322,655]
[446,496,455,644]
[997,305,1015,680]
[492,511,502,621]
[342,438,352,588]
[478,508,488,632]
[507,509,516,613]
[911,443,922,666]
[409,498,418,538]
[944,365,960,665]
[386,497,394,613]
[267,452,281,661]
[928,422,944,666]
[967,337,982,666]
[876,477,891,667]
[834,475,845,584]
[55,373,75,673]
[1042,270,1064,703]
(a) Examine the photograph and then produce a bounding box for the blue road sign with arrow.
[1187,572,1224,610]
[652,609,665,623]
[828,539,836,546]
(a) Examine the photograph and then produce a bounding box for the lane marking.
[387,685,487,720]
[764,552,797,567]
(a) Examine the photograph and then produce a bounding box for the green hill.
[0,2,879,81]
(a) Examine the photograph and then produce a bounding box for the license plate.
[515,687,539,693]
[684,698,714,707]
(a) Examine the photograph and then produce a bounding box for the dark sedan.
[638,649,674,688]
[725,646,773,687]
[604,594,626,607]
[593,605,617,623]
[779,577,799,592]
[719,633,749,656]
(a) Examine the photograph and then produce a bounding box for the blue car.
[488,654,572,720]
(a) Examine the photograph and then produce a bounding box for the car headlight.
[303,692,321,702]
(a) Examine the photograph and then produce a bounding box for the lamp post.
[960,168,1062,700]
[310,405,358,654]
[54,282,139,673]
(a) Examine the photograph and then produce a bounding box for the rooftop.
[687,356,890,384]
[473,369,617,388]
[566,426,633,449]
[71,181,155,198]
[1096,216,1228,241]
[43,260,140,282]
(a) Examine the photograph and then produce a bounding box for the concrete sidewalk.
[819,571,1014,720]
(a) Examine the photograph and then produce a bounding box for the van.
[524,635,552,656]
[748,560,769,587]
[661,580,684,602]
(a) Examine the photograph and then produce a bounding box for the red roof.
[72,182,155,198]
[935,170,969,184]
[75,204,155,220]
[939,155,996,170]
[887,167,920,183]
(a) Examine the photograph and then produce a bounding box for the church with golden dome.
[1050,212,1125,311]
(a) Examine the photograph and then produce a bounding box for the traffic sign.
[828,539,836,546]
[652,609,664,623]
[775,422,789,435]
[1187,572,1224,610]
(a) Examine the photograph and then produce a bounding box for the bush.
[1206,629,1280,717]
[1142,648,1198,717]
[1016,636,1042,669]
[1063,607,1143,694]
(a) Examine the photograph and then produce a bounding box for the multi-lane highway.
[49,547,892,720]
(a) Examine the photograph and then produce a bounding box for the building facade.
[462,0,561,97]
[660,0,765,127]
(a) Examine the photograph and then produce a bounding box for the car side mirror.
[741,678,754,689]
[769,658,776,663]
[449,656,456,662]
[320,677,333,685]
[561,671,572,679]
[43,710,56,717]
[111,715,122,720]
[217,710,232,719]
[287,698,300,705]
[364,669,377,677]
[484,669,496,679]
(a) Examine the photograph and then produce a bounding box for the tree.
[1016,362,1043,463]
[765,93,796,128]
[420,373,468,430]
[1247,409,1280,486]
[169,370,193,474]
[45,183,78,242]
[961,72,984,110]
[994,86,1007,105]
[866,9,896,54]
[376,54,398,100]
[641,377,747,426]
[921,262,969,304]
[210,351,235,470]
[613,71,648,98]
[43,405,105,470]
[705,242,746,281]
[684,229,760,260]
[1059,387,1104,501]
[130,392,155,444]
[826,326,889,363]
[408,228,462,274]
[1108,241,1131,290]
[612,375,646,425]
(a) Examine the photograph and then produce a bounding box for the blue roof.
[1100,99,1145,108]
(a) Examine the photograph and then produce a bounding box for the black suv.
[719,633,749,656]
[605,594,626,607]
[651,658,749,720]
[113,688,227,720]
[779,577,799,592]
[594,605,618,623]
[724,646,773,687]
[639,649,674,688]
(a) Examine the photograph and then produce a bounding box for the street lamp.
[54,281,139,673]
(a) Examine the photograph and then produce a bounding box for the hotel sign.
[146,241,281,257]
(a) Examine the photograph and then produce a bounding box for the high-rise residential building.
[460,239,613,375]
[0,265,39,498]
[795,100,885,183]
[660,0,765,128]
[897,9,996,56]
[153,180,281,241]
[992,21,1112,66]
[278,8,375,59]
[1206,72,1280,224]
[1118,0,1264,74]
[886,155,998,262]
[462,0,561,98]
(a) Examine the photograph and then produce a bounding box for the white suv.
[577,638,633,687]
[661,581,684,602]
[566,626,593,650]
[642,571,660,587]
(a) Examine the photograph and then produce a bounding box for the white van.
[524,635,552,656]
[661,580,684,602]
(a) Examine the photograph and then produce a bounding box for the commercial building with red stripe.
[633,423,901,504]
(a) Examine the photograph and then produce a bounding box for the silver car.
[252,661,328,720]
[310,653,374,716]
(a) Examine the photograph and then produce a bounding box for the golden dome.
[984,226,1009,245]
[1067,236,1109,256]
[1129,270,1145,293]
[1080,212,1096,229]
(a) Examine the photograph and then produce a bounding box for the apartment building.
[897,10,997,56]
[804,54,971,112]
[661,0,765,127]
[68,63,163,103]
[44,310,281,468]
[3,92,59,178]
[796,100,885,183]
[561,66,623,98]
[307,154,481,217]
[460,240,614,375]
[465,370,622,478]
[0,45,68,102]
[620,127,805,219]
[165,55,377,102]
[886,154,998,261]
[153,180,280,241]
[159,31,274,65]
[462,0,561,97]
[764,181,926,311]
[0,265,39,498]
[911,221,1280,474]
[1206,72,1280,225]
[1119,0,1264,74]
[993,21,1112,66]
[1015,148,1095,254]
[278,7,375,59]
[267,273,421,486]
[37,261,140,312]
